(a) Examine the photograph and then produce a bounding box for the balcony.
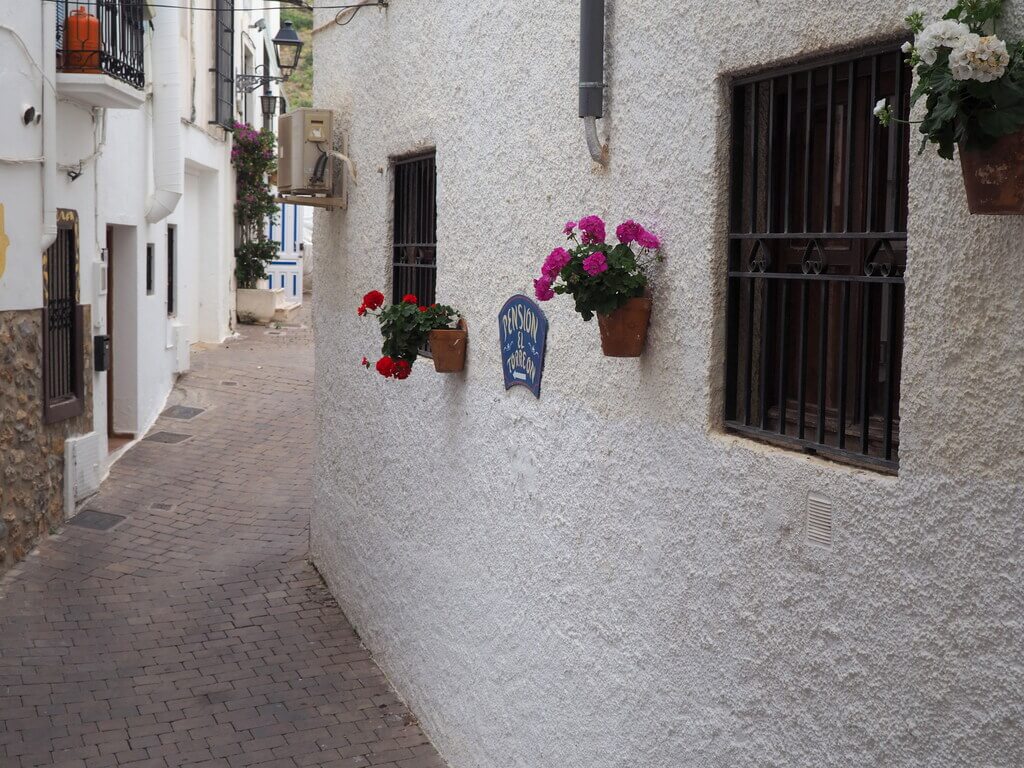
[56,1,145,109]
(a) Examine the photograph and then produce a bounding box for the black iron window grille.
[167,226,177,317]
[213,0,235,128]
[392,153,438,307]
[43,212,86,425]
[57,0,145,90]
[724,43,911,473]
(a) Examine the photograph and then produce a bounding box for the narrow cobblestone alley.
[0,315,444,768]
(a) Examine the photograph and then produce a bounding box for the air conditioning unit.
[279,108,334,195]
[64,432,103,518]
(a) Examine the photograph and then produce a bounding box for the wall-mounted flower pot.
[959,131,1024,215]
[597,297,651,358]
[429,319,468,373]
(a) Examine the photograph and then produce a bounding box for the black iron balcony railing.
[57,0,145,89]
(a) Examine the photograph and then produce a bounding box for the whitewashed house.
[0,0,283,572]
[310,2,1024,767]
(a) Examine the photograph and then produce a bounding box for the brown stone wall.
[0,307,92,574]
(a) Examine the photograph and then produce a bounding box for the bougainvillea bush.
[876,2,1024,158]
[534,216,663,321]
[358,290,460,380]
[231,122,279,288]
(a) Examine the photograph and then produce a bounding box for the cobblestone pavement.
[0,310,444,768]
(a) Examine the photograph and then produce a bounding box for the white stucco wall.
[0,3,45,312]
[1,2,276,455]
[311,3,1024,767]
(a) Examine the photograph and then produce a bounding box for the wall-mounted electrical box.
[278,108,334,196]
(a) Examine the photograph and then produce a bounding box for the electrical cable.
[38,0,384,12]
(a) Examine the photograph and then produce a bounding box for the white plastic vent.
[64,432,103,518]
[805,493,834,549]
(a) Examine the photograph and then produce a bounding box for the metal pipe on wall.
[40,0,58,251]
[579,0,607,165]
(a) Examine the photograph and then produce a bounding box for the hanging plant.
[357,291,466,379]
[231,122,280,287]
[534,216,664,357]
[876,2,1024,213]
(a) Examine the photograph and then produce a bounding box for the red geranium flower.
[357,305,366,316]
[394,360,412,380]
[419,306,428,312]
[361,356,370,368]
[375,356,396,378]
[362,290,385,310]
[402,293,418,304]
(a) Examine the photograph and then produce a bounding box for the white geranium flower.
[916,19,971,65]
[949,34,1010,82]
[874,98,893,127]
[901,41,914,54]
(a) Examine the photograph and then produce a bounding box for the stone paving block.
[0,312,444,768]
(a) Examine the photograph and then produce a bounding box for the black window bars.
[392,153,438,307]
[213,0,235,128]
[43,212,86,425]
[724,43,911,473]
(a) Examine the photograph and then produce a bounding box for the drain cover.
[69,510,125,531]
[162,405,205,420]
[151,502,174,511]
[222,381,238,386]
[144,431,191,444]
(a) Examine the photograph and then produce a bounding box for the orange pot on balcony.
[64,7,102,74]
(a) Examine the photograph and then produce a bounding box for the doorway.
[105,225,138,449]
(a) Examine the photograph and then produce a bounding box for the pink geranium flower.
[636,228,661,250]
[578,215,606,245]
[534,275,555,301]
[616,220,642,245]
[563,221,577,235]
[582,251,608,276]
[542,247,571,280]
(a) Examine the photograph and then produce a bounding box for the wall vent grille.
[806,493,834,549]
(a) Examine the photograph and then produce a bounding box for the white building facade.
[0,0,279,571]
[311,2,1024,767]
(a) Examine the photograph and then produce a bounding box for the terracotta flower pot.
[597,297,651,358]
[429,319,468,373]
[959,131,1024,215]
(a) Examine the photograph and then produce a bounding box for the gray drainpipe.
[579,0,607,165]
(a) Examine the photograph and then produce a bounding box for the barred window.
[213,0,234,128]
[724,43,910,472]
[43,211,85,425]
[392,153,437,306]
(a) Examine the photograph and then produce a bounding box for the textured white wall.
[311,2,1024,767]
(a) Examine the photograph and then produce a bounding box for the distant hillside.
[281,7,313,109]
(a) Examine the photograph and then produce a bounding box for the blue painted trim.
[292,204,297,247]
[292,274,297,295]
[271,261,298,266]
[280,204,286,250]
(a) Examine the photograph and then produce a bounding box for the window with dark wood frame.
[146,243,155,295]
[43,210,85,425]
[724,43,910,473]
[392,153,437,307]
[167,226,176,316]
[212,0,234,129]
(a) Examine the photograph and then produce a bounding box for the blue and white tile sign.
[499,295,548,398]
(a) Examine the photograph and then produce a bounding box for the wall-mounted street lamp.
[260,92,278,125]
[236,21,305,94]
